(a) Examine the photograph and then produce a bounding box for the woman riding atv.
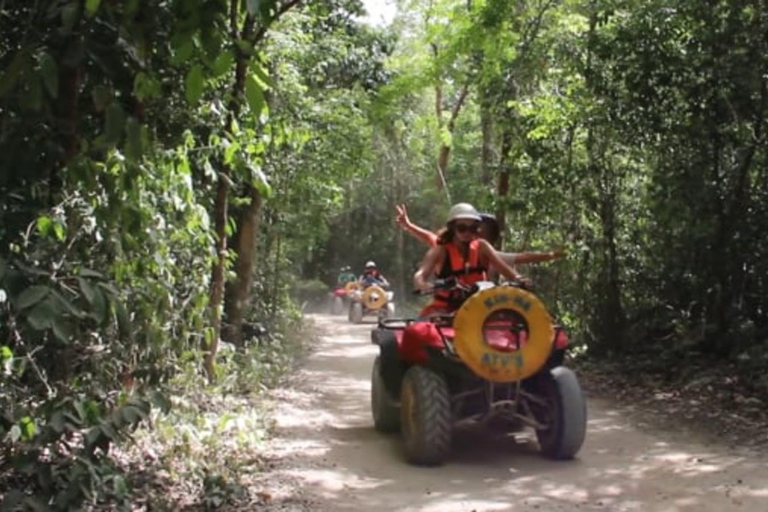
[395,203,565,267]
[413,203,531,317]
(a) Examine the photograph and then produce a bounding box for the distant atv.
[329,281,360,316]
[370,279,586,465]
[348,284,395,324]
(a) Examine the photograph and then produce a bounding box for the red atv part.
[394,320,570,366]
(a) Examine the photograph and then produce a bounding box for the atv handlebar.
[412,278,533,296]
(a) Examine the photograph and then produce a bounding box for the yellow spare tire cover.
[362,285,387,310]
[344,281,362,294]
[453,286,554,383]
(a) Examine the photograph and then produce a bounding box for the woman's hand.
[511,274,534,288]
[395,204,411,228]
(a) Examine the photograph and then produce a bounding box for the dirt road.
[254,314,768,511]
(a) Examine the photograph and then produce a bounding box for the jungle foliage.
[1,0,767,508]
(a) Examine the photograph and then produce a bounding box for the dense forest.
[1,0,767,508]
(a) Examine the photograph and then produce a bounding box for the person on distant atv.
[359,261,390,288]
[336,266,356,286]
[413,203,531,316]
[395,203,565,265]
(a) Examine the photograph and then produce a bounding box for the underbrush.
[0,316,312,512]
[106,318,312,511]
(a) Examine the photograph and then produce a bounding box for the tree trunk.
[224,187,264,346]
[206,173,230,379]
[434,84,470,192]
[205,4,251,381]
[495,130,513,245]
[480,99,494,186]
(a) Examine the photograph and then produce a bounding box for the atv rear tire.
[351,302,363,324]
[534,366,587,460]
[372,356,400,433]
[331,296,344,315]
[400,366,451,465]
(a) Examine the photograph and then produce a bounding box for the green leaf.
[251,61,272,89]
[27,298,56,330]
[52,221,66,241]
[85,0,102,17]
[36,216,54,236]
[100,422,119,441]
[133,72,160,100]
[1,346,13,375]
[185,65,204,104]
[50,289,85,318]
[245,74,265,115]
[121,406,142,425]
[105,102,125,143]
[16,285,51,310]
[115,300,131,339]
[52,318,75,343]
[223,140,240,165]
[0,256,6,280]
[79,268,105,279]
[90,288,107,323]
[77,277,97,304]
[39,53,59,98]
[171,38,194,65]
[212,50,234,77]
[20,416,36,440]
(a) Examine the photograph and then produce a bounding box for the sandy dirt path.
[253,314,768,512]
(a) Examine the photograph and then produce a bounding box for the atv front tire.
[331,296,344,315]
[400,366,451,465]
[534,366,587,460]
[372,356,400,433]
[351,302,363,324]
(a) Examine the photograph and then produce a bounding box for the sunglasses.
[454,222,480,234]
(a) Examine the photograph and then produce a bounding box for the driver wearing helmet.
[359,261,390,288]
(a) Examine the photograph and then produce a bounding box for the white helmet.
[365,261,376,269]
[446,202,481,223]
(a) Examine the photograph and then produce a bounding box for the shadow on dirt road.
[252,314,768,512]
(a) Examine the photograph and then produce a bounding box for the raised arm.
[478,240,530,284]
[396,204,439,247]
[511,249,566,265]
[413,245,444,291]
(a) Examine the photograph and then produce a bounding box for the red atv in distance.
[370,279,586,466]
[329,281,360,316]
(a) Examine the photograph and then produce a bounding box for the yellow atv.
[348,284,395,324]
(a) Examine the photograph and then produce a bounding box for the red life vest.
[431,239,488,310]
